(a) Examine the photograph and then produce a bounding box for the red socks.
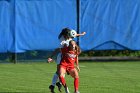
[74,78,79,91]
[59,76,66,86]
[60,76,79,92]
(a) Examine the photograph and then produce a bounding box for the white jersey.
[56,36,72,64]
[59,36,72,48]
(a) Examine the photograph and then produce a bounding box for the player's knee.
[74,74,79,78]
[59,73,64,77]
[74,76,79,78]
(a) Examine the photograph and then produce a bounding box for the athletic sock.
[52,73,58,86]
[74,78,79,92]
[59,76,66,86]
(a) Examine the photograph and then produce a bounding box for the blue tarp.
[15,0,77,52]
[0,1,11,52]
[80,0,140,50]
[0,0,77,52]
[0,0,140,53]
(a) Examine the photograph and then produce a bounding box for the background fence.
[0,0,140,62]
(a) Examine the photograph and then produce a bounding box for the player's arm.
[75,42,81,71]
[76,32,86,37]
[47,48,61,63]
[75,55,80,72]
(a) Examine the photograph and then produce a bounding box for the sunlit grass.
[0,61,140,93]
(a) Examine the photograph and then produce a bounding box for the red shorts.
[60,63,75,73]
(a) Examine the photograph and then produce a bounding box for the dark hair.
[58,28,71,39]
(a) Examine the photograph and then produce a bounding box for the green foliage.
[80,50,140,57]
[1,50,140,62]
[28,51,38,57]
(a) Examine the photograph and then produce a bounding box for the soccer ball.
[69,30,77,38]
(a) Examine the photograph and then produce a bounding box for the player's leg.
[59,66,66,86]
[59,66,70,93]
[49,65,60,93]
[55,64,62,92]
[49,53,62,92]
[52,72,59,86]
[69,68,80,93]
[49,71,58,93]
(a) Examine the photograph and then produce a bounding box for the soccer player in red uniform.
[48,28,86,93]
[59,40,81,93]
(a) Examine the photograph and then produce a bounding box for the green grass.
[0,61,140,93]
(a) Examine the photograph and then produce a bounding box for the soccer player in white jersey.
[48,28,86,93]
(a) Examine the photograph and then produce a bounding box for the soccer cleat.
[56,82,62,92]
[49,85,55,93]
[64,86,70,93]
[75,91,80,93]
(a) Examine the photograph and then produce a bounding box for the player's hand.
[76,65,80,72]
[47,58,53,63]
[81,32,86,35]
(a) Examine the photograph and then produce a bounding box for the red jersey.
[60,46,77,71]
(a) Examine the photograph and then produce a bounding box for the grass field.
[0,61,140,93]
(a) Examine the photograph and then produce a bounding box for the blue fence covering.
[0,1,11,52]
[15,0,77,52]
[0,0,77,53]
[80,0,140,50]
[0,0,140,53]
